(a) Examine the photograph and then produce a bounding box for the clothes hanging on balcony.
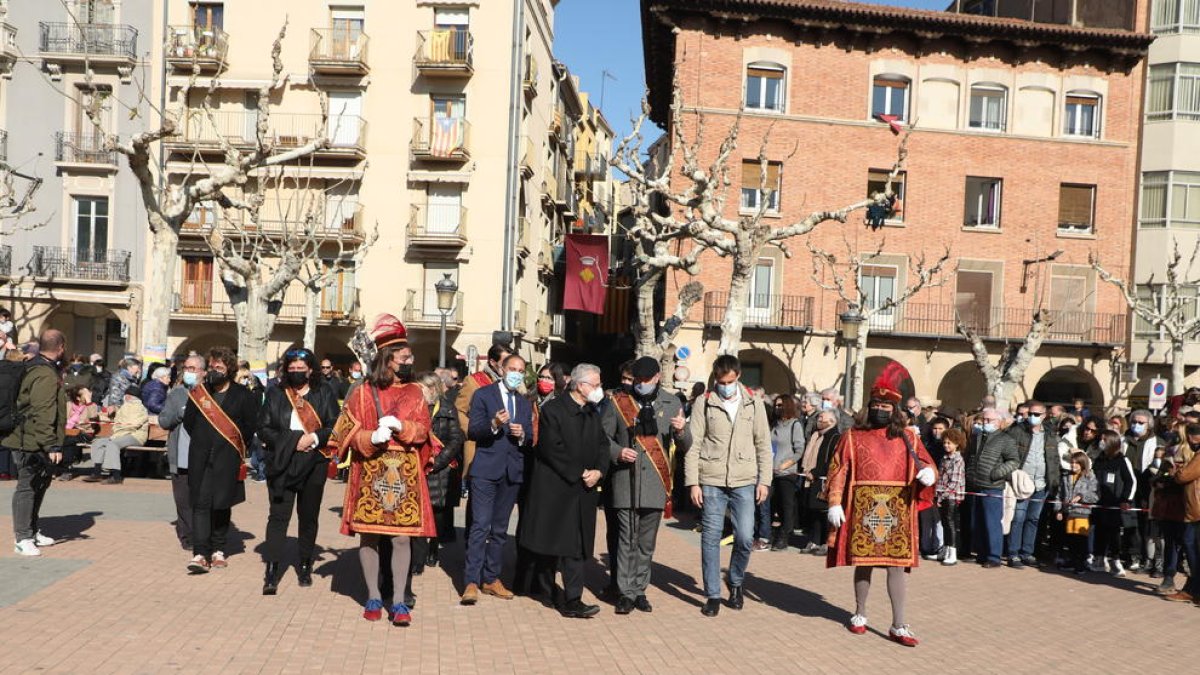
[429,29,452,62]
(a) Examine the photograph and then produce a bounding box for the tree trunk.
[634,269,663,360]
[1172,339,1187,395]
[224,277,278,364]
[303,282,320,351]
[850,328,869,411]
[992,379,1016,413]
[141,227,181,355]
[718,259,753,355]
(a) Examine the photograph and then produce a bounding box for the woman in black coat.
[1092,429,1138,575]
[801,417,840,555]
[417,373,464,568]
[518,368,610,617]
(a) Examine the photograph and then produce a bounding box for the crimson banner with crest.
[563,234,608,315]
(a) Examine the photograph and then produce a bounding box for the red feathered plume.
[871,361,910,404]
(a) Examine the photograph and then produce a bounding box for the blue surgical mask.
[1131,422,1147,436]
[820,400,834,410]
[716,382,738,399]
[1027,414,1043,427]
[504,372,524,391]
[982,422,998,434]
[182,372,198,388]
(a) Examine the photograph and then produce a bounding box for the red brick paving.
[2,478,1198,673]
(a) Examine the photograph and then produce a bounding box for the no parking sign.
[1149,378,1168,410]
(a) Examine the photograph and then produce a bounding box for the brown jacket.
[1176,449,1200,523]
[684,386,772,489]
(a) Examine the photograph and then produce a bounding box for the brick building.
[640,0,1153,410]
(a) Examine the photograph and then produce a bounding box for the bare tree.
[1093,239,1200,395]
[809,237,950,407]
[613,85,912,356]
[297,224,378,351]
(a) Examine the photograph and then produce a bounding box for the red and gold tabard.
[330,381,437,538]
[824,427,935,568]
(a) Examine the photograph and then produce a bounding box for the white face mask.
[0,320,12,334]
[820,400,834,410]
[585,386,604,404]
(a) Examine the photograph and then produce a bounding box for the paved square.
[1,478,1197,674]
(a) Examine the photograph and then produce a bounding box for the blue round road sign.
[1152,381,1167,396]
[676,346,691,361]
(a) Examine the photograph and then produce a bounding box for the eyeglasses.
[320,365,333,371]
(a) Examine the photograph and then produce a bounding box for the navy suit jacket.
[467,382,533,482]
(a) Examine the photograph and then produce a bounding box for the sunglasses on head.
[285,348,314,362]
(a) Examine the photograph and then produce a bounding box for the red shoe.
[390,603,412,627]
[847,614,867,634]
[362,598,384,621]
[889,625,920,647]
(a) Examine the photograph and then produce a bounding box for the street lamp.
[838,305,864,408]
[435,273,458,369]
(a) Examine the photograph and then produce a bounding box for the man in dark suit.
[462,353,534,605]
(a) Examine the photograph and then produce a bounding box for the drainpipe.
[500,0,525,333]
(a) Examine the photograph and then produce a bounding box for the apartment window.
[329,7,365,59]
[1135,284,1198,338]
[866,169,905,223]
[1058,184,1096,234]
[1148,63,1200,121]
[74,85,113,136]
[1151,0,1200,34]
[180,256,213,312]
[745,62,785,112]
[1140,171,1200,228]
[77,0,115,23]
[190,2,224,30]
[74,196,109,253]
[421,263,458,318]
[1064,93,1101,138]
[425,185,463,234]
[1048,274,1091,334]
[871,76,909,121]
[860,264,898,326]
[968,84,1007,131]
[327,91,364,146]
[955,269,993,332]
[964,177,1002,228]
[321,260,356,318]
[746,258,775,324]
[740,161,781,213]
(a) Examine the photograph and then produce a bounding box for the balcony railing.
[165,24,228,70]
[402,289,464,328]
[310,27,369,73]
[39,22,137,60]
[523,53,538,95]
[407,204,468,247]
[517,216,531,257]
[834,301,1126,346]
[414,29,473,76]
[0,245,11,277]
[0,129,7,163]
[410,117,470,160]
[31,246,130,283]
[704,291,815,331]
[173,285,357,323]
[550,313,565,338]
[0,21,17,71]
[182,204,365,241]
[575,154,608,180]
[173,110,367,153]
[55,132,117,165]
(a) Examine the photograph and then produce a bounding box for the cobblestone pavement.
[1,477,1198,674]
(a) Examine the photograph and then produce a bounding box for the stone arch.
[44,302,127,366]
[173,332,237,361]
[1032,366,1103,408]
[737,348,796,395]
[937,361,988,411]
[861,356,916,410]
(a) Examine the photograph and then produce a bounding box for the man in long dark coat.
[518,363,610,618]
[183,346,260,574]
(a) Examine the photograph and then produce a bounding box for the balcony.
[575,154,608,181]
[0,20,17,76]
[31,247,130,285]
[0,245,11,278]
[165,24,228,72]
[551,312,565,339]
[310,27,369,75]
[402,289,464,329]
[520,137,537,179]
[538,240,555,275]
[407,204,468,249]
[414,29,473,77]
[172,286,358,325]
[834,302,1127,346]
[38,22,137,78]
[517,216,531,257]
[523,53,538,97]
[168,110,367,158]
[181,203,366,242]
[704,292,815,331]
[55,132,118,168]
[410,117,470,162]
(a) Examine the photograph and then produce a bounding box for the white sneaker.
[1111,560,1126,578]
[14,539,41,556]
[847,614,868,634]
[34,532,55,547]
[941,546,958,566]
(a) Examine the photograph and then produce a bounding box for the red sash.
[188,384,248,481]
[285,387,327,453]
[612,392,674,518]
[470,371,491,388]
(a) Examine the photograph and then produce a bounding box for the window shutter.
[1058,185,1094,226]
[742,161,780,188]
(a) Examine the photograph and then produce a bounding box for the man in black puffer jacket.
[965,408,1019,568]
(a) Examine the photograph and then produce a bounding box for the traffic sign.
[1149,378,1168,410]
[676,346,691,361]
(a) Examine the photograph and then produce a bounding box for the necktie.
[506,390,516,421]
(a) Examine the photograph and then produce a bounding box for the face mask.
[1027,414,1043,427]
[285,371,308,388]
[395,363,414,383]
[1014,415,1026,424]
[350,371,363,380]
[182,372,198,388]
[973,422,983,432]
[205,370,227,388]
[634,382,656,397]
[1131,422,1147,436]
[716,382,738,399]
[982,422,998,434]
[820,400,834,410]
[536,380,555,396]
[504,371,524,391]
[585,386,605,405]
[95,365,104,373]
[0,321,12,334]
[868,408,890,428]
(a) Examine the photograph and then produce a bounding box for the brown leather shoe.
[481,580,514,600]
[1164,591,1194,603]
[460,583,479,605]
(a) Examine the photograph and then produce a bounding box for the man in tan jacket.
[685,354,772,618]
[1165,424,1200,604]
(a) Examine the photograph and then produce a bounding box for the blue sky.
[554,0,950,141]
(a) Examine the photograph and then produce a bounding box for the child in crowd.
[935,428,966,566]
[1057,451,1098,575]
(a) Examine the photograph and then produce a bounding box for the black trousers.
[919,505,942,555]
[604,503,620,588]
[940,501,959,549]
[1094,523,1122,561]
[771,475,798,546]
[193,507,231,557]
[262,463,327,563]
[172,472,192,548]
[560,555,586,603]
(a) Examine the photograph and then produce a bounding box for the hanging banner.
[563,234,608,315]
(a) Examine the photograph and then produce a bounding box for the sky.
[554,0,952,142]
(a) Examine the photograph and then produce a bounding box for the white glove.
[378,415,403,432]
[916,467,936,486]
[370,426,392,445]
[827,505,845,528]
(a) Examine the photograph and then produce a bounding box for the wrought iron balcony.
[523,53,538,96]
[172,284,357,324]
[402,289,463,329]
[169,110,367,157]
[38,22,137,72]
[31,246,130,284]
[407,204,468,248]
[165,24,228,72]
[704,291,815,331]
[410,117,470,161]
[181,203,365,242]
[414,29,473,77]
[55,132,118,166]
[0,21,17,76]
[834,301,1127,346]
[310,27,368,75]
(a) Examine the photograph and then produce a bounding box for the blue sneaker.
[390,603,411,627]
[363,598,384,621]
